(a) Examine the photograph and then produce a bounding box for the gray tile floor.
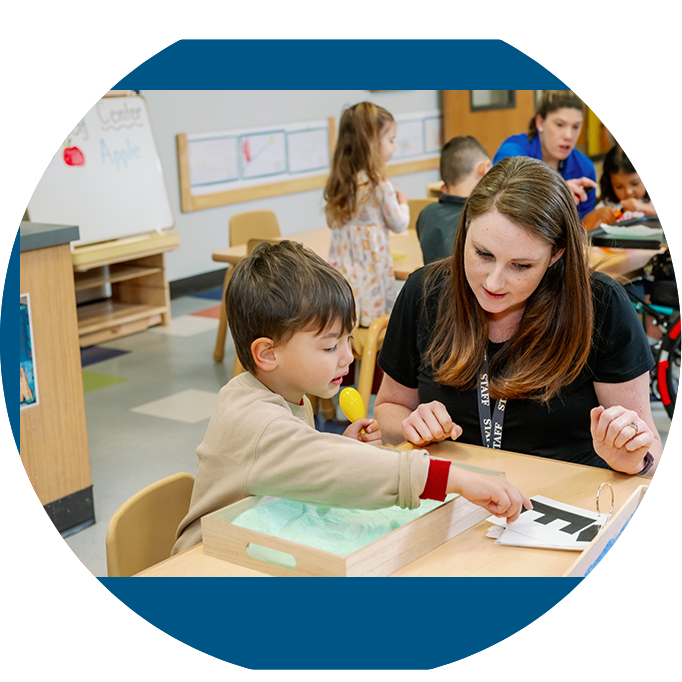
[64,290,673,577]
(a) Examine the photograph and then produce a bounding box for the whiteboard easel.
[27,93,174,246]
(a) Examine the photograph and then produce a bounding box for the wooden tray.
[202,464,502,577]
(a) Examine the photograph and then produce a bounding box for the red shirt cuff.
[419,458,451,501]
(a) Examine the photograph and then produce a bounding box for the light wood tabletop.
[212,227,423,281]
[137,441,650,578]
[212,226,660,285]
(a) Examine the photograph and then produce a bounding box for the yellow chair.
[407,198,437,232]
[105,472,194,577]
[352,314,391,411]
[213,211,282,364]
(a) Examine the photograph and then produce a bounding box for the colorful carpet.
[654,408,682,481]
[192,305,223,320]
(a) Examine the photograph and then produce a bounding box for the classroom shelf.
[72,233,179,347]
[77,300,167,347]
[74,264,163,292]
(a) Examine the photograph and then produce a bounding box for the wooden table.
[211,227,423,282]
[211,227,659,362]
[137,441,650,577]
[212,227,658,288]
[211,228,423,362]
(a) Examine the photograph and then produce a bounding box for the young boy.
[172,241,529,555]
[417,136,492,265]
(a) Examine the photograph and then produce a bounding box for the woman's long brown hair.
[424,156,593,403]
[324,102,394,225]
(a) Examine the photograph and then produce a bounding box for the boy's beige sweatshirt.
[172,372,431,555]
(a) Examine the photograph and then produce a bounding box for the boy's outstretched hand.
[447,466,532,523]
[343,418,383,446]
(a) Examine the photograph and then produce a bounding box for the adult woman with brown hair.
[493,90,597,220]
[374,156,661,475]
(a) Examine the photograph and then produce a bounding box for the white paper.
[186,119,331,196]
[393,119,425,159]
[287,127,330,174]
[188,136,239,189]
[240,130,287,179]
[487,495,611,551]
[600,223,664,237]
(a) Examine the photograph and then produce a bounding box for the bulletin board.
[177,118,337,212]
[386,110,442,177]
[177,109,444,213]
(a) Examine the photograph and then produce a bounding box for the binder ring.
[596,482,615,515]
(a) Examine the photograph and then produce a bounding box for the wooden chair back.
[351,314,391,410]
[407,198,437,232]
[229,210,281,247]
[105,472,194,577]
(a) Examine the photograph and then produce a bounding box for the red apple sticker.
[63,139,85,166]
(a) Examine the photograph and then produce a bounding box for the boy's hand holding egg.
[340,387,383,446]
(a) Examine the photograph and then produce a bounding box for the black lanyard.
[477,352,507,449]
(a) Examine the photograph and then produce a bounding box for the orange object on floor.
[192,305,223,319]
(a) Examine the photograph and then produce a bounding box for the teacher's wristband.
[638,451,655,476]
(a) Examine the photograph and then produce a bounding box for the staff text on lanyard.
[477,352,507,449]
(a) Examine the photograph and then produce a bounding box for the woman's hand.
[590,405,654,474]
[396,190,408,205]
[402,401,462,446]
[566,177,597,205]
[343,418,383,446]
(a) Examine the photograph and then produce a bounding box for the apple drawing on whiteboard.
[63,140,85,166]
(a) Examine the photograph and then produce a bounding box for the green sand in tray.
[231,494,458,559]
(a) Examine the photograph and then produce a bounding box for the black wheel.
[657,313,680,419]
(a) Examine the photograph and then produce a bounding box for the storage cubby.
[72,232,179,347]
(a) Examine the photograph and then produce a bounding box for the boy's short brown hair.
[226,240,357,373]
[440,136,491,188]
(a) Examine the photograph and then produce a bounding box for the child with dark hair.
[417,136,491,265]
[583,145,657,231]
[173,240,530,554]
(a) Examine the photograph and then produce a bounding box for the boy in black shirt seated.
[417,136,491,265]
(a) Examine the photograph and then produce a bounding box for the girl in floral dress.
[324,102,410,327]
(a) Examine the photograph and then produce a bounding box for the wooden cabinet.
[20,223,93,535]
[442,90,537,158]
[72,231,180,347]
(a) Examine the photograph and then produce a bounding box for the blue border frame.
[19,295,38,410]
[7,40,581,671]
[285,126,330,175]
[238,129,287,180]
[188,135,240,188]
[423,115,443,154]
[392,117,426,160]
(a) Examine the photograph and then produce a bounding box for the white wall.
[141,90,441,282]
[576,90,682,215]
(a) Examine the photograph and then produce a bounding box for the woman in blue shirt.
[493,91,597,220]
